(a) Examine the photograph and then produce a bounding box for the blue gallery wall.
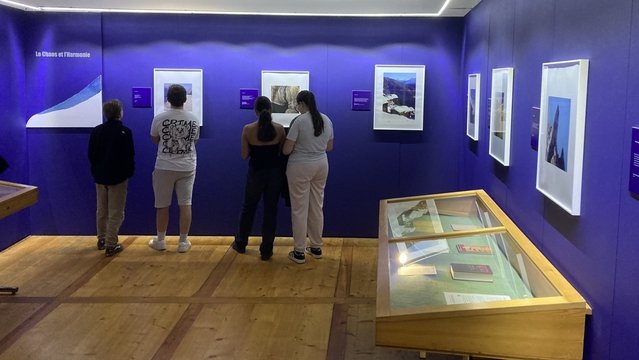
[0,7,29,250]
[462,0,639,358]
[2,1,638,357]
[613,1,639,358]
[24,13,104,238]
[20,12,464,238]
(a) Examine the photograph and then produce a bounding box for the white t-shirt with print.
[150,108,200,171]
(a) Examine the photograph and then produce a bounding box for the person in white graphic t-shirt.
[148,84,200,253]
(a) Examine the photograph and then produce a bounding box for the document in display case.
[376,190,590,360]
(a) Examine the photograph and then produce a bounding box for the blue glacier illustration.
[27,75,103,128]
[38,75,102,115]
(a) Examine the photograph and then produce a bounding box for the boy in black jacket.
[88,99,134,257]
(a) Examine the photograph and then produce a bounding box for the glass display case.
[0,180,38,220]
[0,180,38,295]
[376,190,590,360]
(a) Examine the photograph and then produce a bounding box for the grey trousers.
[96,180,128,247]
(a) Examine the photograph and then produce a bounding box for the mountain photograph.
[383,73,417,108]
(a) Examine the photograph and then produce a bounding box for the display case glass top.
[379,191,579,312]
[376,190,590,360]
[385,195,502,239]
[0,184,22,198]
[388,232,559,310]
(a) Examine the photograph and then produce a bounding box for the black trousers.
[235,167,283,255]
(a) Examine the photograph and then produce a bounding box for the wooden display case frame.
[376,190,591,360]
[0,180,38,220]
[0,180,38,295]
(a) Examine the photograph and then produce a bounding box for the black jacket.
[88,119,135,185]
[0,155,7,174]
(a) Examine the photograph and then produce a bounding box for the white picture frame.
[536,59,589,216]
[373,65,425,131]
[261,70,309,127]
[466,73,481,140]
[489,67,514,165]
[153,68,203,126]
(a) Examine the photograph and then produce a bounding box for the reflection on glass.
[386,196,502,239]
[0,185,21,198]
[396,239,449,266]
[388,232,559,310]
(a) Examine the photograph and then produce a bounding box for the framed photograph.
[466,73,481,140]
[373,65,425,131]
[536,59,589,215]
[153,68,203,125]
[261,70,309,127]
[489,67,514,165]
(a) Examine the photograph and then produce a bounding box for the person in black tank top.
[232,96,286,260]
[248,143,281,170]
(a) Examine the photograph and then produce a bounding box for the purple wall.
[613,1,639,358]
[2,0,638,356]
[97,15,464,237]
[462,0,638,358]
[25,13,103,236]
[0,7,29,250]
[18,13,463,239]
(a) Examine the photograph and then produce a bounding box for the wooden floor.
[0,236,469,360]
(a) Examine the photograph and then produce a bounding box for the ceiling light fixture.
[0,0,38,11]
[0,0,451,17]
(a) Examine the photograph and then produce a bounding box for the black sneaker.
[305,247,322,259]
[97,238,105,250]
[105,244,123,257]
[288,250,305,264]
[260,252,273,261]
[231,241,246,254]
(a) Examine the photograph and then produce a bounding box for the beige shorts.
[152,169,196,208]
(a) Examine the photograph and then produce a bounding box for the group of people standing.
[88,85,334,264]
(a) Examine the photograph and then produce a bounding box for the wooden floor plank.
[193,245,243,297]
[151,303,205,360]
[0,237,110,297]
[350,245,379,298]
[72,242,227,298]
[0,303,64,356]
[172,303,333,360]
[213,245,343,298]
[334,245,352,298]
[326,302,349,360]
[0,236,466,360]
[0,303,46,351]
[1,303,187,360]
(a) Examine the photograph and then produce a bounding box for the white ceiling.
[2,0,481,17]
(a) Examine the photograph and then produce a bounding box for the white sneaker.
[177,240,191,253]
[148,237,166,251]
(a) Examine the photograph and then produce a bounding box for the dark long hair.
[255,96,275,142]
[296,90,323,136]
